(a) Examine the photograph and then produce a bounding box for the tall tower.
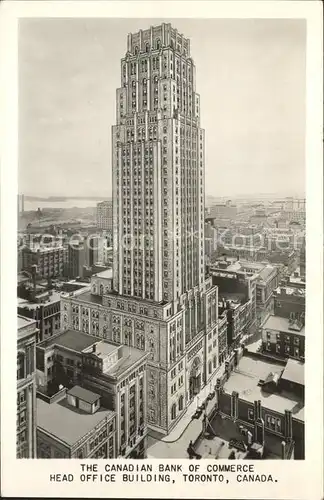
[112,24,205,304]
[106,24,218,435]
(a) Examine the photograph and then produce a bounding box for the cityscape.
[17,22,305,461]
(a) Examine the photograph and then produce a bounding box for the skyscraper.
[62,24,220,438]
[110,24,219,434]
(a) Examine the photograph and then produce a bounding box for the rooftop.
[37,397,114,447]
[223,355,304,421]
[274,286,305,297]
[18,292,62,309]
[281,359,304,387]
[67,385,101,404]
[18,314,36,330]
[262,315,305,336]
[258,266,277,283]
[38,329,98,351]
[102,345,149,378]
[93,269,113,280]
[194,414,287,460]
[84,341,119,359]
[75,291,103,305]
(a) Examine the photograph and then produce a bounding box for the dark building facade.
[22,246,65,279]
[261,315,305,361]
[17,316,38,458]
[18,291,61,343]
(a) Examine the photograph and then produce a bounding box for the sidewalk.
[147,360,226,458]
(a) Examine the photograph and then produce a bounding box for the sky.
[19,18,306,198]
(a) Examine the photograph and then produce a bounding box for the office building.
[97,201,113,231]
[261,315,305,361]
[204,221,218,264]
[273,285,305,320]
[37,385,116,459]
[36,329,149,458]
[209,258,258,346]
[207,202,237,220]
[22,245,65,279]
[61,24,220,435]
[17,315,38,458]
[66,241,86,279]
[18,291,61,343]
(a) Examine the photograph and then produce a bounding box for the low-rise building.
[37,385,116,458]
[18,291,61,343]
[192,350,304,459]
[22,245,65,279]
[273,286,305,320]
[255,264,279,326]
[261,315,305,361]
[17,315,38,458]
[36,329,149,458]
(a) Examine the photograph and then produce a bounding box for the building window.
[248,408,254,421]
[17,352,25,380]
[178,395,184,411]
[171,403,176,420]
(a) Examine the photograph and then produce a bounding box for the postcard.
[0,1,323,499]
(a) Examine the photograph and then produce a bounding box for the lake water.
[24,199,103,211]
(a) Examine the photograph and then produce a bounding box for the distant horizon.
[19,18,306,198]
[21,190,306,201]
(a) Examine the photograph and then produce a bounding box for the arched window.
[156,39,161,50]
[145,43,149,53]
[171,403,177,420]
[100,284,104,295]
[178,395,184,411]
[134,46,139,55]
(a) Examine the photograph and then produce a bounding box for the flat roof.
[37,397,114,447]
[18,292,61,309]
[223,356,304,421]
[75,291,103,305]
[262,315,305,336]
[83,341,119,358]
[103,345,148,378]
[258,266,276,282]
[94,269,113,279]
[18,315,36,330]
[38,330,98,351]
[281,359,304,386]
[67,385,100,404]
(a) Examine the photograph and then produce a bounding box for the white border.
[1,1,323,499]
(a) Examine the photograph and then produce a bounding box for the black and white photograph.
[1,1,323,499]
